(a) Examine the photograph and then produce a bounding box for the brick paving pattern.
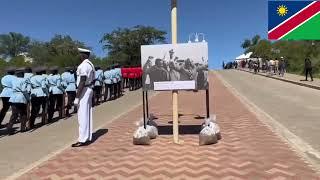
[19,73,319,180]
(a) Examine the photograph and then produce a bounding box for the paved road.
[0,89,154,179]
[19,72,318,179]
[218,70,320,160]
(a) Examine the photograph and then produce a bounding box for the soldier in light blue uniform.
[7,68,29,135]
[110,65,118,100]
[103,66,112,102]
[114,64,122,97]
[47,66,64,121]
[93,66,104,106]
[29,67,49,129]
[24,67,33,121]
[61,67,77,116]
[24,67,33,80]
[0,67,16,128]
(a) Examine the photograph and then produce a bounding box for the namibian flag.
[268,1,320,40]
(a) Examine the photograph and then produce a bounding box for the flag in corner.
[268,1,320,40]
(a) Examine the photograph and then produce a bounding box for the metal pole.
[171,0,179,144]
[206,88,210,118]
[146,91,149,119]
[142,90,146,129]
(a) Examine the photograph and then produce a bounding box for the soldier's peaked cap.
[49,66,59,71]
[15,67,26,73]
[78,48,91,53]
[34,67,44,72]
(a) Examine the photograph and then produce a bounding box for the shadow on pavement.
[86,129,109,145]
[158,125,201,135]
[0,127,18,138]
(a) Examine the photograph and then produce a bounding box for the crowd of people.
[224,57,287,77]
[224,57,317,81]
[0,65,142,135]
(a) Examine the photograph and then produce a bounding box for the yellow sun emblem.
[277,5,288,16]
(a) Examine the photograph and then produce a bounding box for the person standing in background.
[304,58,313,81]
[279,57,286,77]
[0,67,16,128]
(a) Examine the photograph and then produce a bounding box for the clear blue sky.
[0,0,267,69]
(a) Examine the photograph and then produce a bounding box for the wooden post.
[171,0,179,144]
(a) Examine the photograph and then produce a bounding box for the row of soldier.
[0,65,142,135]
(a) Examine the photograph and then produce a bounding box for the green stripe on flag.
[282,13,320,40]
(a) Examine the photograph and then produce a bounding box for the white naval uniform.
[76,59,95,143]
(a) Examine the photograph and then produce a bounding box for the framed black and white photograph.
[141,42,209,91]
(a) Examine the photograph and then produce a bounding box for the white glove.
[74,98,79,106]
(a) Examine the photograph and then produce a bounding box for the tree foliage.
[0,32,30,58]
[29,35,89,67]
[100,25,166,66]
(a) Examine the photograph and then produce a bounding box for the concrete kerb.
[5,91,159,180]
[214,71,320,174]
[237,69,320,90]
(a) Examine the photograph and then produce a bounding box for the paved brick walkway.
[18,72,319,180]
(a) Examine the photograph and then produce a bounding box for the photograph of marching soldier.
[0,67,16,128]
[103,66,112,102]
[141,43,209,90]
[29,67,49,129]
[61,67,77,117]
[93,66,103,106]
[47,66,64,122]
[7,68,30,135]
[72,48,95,147]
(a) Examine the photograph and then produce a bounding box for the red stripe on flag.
[268,1,320,40]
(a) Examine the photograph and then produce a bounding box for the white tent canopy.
[235,52,253,60]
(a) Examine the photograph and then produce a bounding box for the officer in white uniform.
[72,48,95,147]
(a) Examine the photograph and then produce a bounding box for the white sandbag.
[146,125,158,139]
[209,121,221,140]
[133,126,150,145]
[201,114,222,140]
[199,126,218,145]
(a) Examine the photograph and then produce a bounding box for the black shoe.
[8,129,15,136]
[0,124,7,129]
[71,142,86,147]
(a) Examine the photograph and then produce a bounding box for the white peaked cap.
[78,48,91,53]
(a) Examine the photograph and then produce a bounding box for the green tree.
[9,56,30,67]
[29,35,89,67]
[100,25,167,66]
[0,32,30,58]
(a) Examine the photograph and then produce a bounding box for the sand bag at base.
[146,125,158,139]
[133,126,150,145]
